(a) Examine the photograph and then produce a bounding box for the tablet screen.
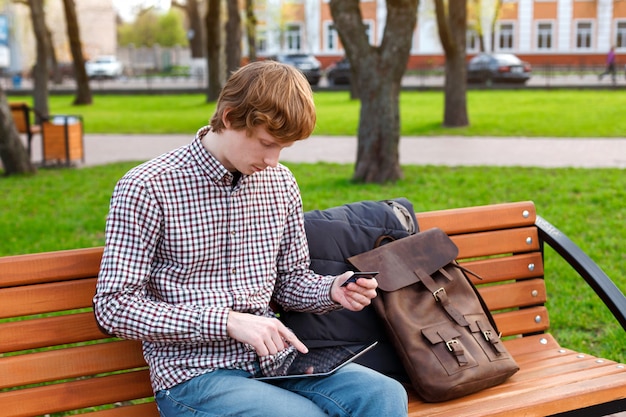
[255,341,378,380]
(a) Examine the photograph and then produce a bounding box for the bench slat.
[83,401,159,417]
[0,370,153,417]
[0,278,96,319]
[493,306,549,336]
[451,227,540,259]
[0,247,103,287]
[0,340,146,389]
[416,201,536,235]
[0,311,105,353]
[408,356,626,416]
[479,279,547,311]
[462,252,544,284]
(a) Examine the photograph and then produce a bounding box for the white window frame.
[466,28,480,53]
[324,21,340,52]
[616,21,626,50]
[497,21,515,51]
[536,21,553,50]
[285,22,303,52]
[575,20,593,50]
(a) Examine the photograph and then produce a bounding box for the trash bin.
[41,115,84,166]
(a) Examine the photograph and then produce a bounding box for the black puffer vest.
[280,198,418,382]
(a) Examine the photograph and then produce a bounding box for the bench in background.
[0,201,624,417]
[9,102,41,159]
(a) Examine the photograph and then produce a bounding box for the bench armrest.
[536,215,626,331]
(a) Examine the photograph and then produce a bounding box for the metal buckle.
[483,330,493,342]
[432,287,446,302]
[446,339,460,352]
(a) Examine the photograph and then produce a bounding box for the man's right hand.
[226,310,308,356]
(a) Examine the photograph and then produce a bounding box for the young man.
[94,61,408,417]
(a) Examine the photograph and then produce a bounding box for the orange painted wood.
[461,252,544,284]
[0,311,106,353]
[492,306,550,336]
[0,370,153,417]
[0,339,146,389]
[0,246,103,287]
[0,277,96,319]
[416,201,536,235]
[85,402,160,417]
[451,227,540,259]
[478,278,547,311]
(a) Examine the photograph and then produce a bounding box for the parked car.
[269,53,322,85]
[85,55,123,79]
[326,57,352,85]
[467,53,531,85]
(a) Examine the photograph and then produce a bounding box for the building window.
[467,29,480,52]
[257,30,267,53]
[576,22,592,49]
[499,23,514,50]
[285,23,302,52]
[617,21,626,49]
[324,22,339,52]
[537,22,552,50]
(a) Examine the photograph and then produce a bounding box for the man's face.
[221,125,293,175]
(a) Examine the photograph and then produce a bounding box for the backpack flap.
[348,227,458,292]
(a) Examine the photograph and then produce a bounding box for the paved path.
[33,134,626,169]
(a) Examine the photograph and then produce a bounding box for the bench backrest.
[0,248,159,417]
[9,102,33,135]
[0,201,543,417]
[415,200,548,337]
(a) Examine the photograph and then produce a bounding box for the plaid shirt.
[94,127,339,392]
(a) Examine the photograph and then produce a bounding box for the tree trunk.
[435,0,469,127]
[245,0,257,62]
[28,0,50,122]
[330,0,417,183]
[205,0,221,102]
[62,0,93,105]
[0,87,36,175]
[225,0,242,76]
[172,0,205,58]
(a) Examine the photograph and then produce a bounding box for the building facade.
[252,0,625,68]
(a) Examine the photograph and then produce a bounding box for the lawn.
[29,89,626,137]
[0,162,624,364]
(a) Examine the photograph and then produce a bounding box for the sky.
[111,0,171,22]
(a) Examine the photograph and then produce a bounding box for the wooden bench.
[0,201,624,417]
[9,102,41,159]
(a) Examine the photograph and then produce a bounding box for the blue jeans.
[155,363,408,417]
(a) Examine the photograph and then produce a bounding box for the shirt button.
[231,268,237,274]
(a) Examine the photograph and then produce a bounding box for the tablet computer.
[254,341,378,381]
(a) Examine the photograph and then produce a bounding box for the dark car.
[467,53,532,85]
[269,53,322,86]
[326,57,352,85]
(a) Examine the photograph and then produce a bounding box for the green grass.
[1,162,624,364]
[26,89,626,137]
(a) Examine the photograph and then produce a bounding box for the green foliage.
[118,9,188,47]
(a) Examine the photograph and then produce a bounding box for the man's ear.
[221,109,232,128]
